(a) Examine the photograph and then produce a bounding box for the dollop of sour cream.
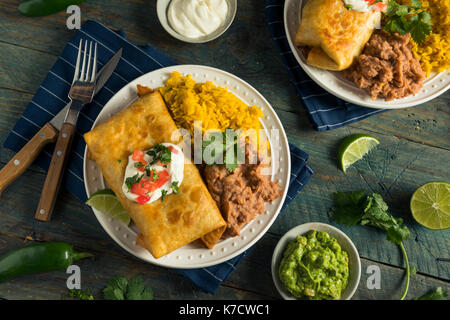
[343,0,371,12]
[343,0,386,13]
[122,143,184,205]
[167,0,229,39]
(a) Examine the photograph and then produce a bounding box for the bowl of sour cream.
[157,0,237,43]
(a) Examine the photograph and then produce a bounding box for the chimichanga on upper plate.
[295,0,381,71]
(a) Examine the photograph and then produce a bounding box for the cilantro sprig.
[147,144,172,166]
[383,0,432,44]
[103,275,153,300]
[202,129,245,173]
[330,190,411,300]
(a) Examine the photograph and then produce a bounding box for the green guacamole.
[278,230,349,300]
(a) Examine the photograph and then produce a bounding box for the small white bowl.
[156,0,237,44]
[271,222,361,300]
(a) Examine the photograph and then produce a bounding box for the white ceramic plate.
[271,223,361,300]
[284,0,450,109]
[83,65,291,269]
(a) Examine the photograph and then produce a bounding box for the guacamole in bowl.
[278,230,349,300]
[271,223,361,300]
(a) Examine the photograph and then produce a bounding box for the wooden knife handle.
[35,122,76,222]
[0,123,58,197]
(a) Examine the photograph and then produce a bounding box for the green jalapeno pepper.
[0,242,93,283]
[18,0,86,17]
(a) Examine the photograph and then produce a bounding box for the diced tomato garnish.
[132,150,146,162]
[364,0,387,11]
[371,2,387,11]
[136,195,151,205]
[154,170,170,189]
[136,160,148,172]
[131,178,152,195]
[168,145,178,154]
[130,170,170,196]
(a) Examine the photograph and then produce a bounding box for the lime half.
[410,182,450,230]
[337,134,380,172]
[86,189,130,226]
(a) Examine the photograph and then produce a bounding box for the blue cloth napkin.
[265,0,386,130]
[3,20,313,294]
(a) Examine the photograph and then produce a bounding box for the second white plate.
[83,65,291,269]
[284,0,450,109]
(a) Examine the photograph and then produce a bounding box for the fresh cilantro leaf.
[117,159,122,164]
[171,181,179,194]
[125,174,143,191]
[384,0,432,44]
[386,0,401,16]
[161,190,168,202]
[410,0,422,9]
[107,275,128,293]
[103,275,128,300]
[201,129,244,173]
[414,287,448,300]
[126,275,145,300]
[134,162,145,169]
[103,287,125,300]
[152,170,159,181]
[147,144,172,165]
[126,275,154,300]
[329,190,366,226]
[345,4,352,10]
[103,275,154,300]
[409,11,432,43]
[330,190,411,299]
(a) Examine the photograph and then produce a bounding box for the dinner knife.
[0,48,122,199]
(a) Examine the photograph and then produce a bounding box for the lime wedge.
[410,182,450,230]
[337,134,380,172]
[86,189,130,226]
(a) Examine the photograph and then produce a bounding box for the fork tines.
[73,39,98,84]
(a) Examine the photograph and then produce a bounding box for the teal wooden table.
[0,0,448,300]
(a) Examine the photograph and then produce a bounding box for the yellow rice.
[159,71,264,142]
[402,0,450,76]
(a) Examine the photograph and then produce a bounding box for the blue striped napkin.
[265,0,386,130]
[3,20,313,294]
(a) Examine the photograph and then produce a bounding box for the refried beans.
[202,148,282,237]
[344,30,426,101]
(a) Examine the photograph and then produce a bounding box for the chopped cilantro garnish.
[134,162,145,169]
[171,181,179,194]
[161,190,168,202]
[202,129,244,173]
[125,174,143,191]
[383,0,432,44]
[344,4,352,10]
[152,170,159,181]
[147,144,172,165]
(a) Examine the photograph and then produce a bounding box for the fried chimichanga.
[295,0,381,71]
[84,91,226,258]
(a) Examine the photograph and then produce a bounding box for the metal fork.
[66,39,98,124]
[35,39,98,222]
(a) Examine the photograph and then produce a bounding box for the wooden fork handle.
[0,122,58,198]
[35,122,76,222]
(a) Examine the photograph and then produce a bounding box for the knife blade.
[0,48,122,197]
